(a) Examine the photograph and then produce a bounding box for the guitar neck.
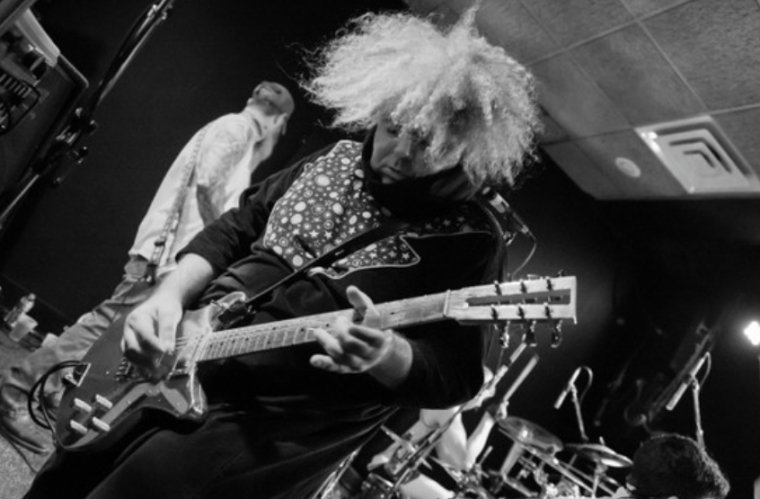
[197,291,452,362]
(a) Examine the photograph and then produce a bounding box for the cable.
[509,236,537,280]
[27,360,86,449]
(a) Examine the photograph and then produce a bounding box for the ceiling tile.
[402,0,447,15]
[573,131,687,198]
[619,0,692,18]
[531,54,629,138]
[713,107,760,180]
[643,0,760,110]
[570,25,706,125]
[542,141,626,199]
[474,0,558,64]
[539,110,569,144]
[415,2,461,26]
[438,0,477,13]
[520,0,634,47]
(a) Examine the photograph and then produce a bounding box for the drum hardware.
[496,418,565,498]
[313,448,360,499]
[356,473,401,499]
[565,443,631,497]
[430,450,495,499]
[519,445,595,496]
[565,443,632,469]
[497,417,563,455]
[375,355,521,497]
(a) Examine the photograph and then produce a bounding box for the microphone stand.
[690,374,705,448]
[0,0,177,233]
[568,373,589,444]
[568,368,596,495]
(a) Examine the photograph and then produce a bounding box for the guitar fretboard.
[197,291,452,362]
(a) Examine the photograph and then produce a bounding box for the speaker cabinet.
[0,6,87,198]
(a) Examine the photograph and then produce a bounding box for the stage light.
[744,321,760,347]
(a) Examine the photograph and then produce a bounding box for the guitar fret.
[226,335,236,356]
[215,337,225,358]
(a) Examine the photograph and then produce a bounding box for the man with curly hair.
[23,8,540,499]
[617,434,729,499]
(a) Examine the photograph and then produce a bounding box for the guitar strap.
[222,194,516,326]
[219,218,410,326]
[142,124,211,284]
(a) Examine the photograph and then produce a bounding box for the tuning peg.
[551,322,563,348]
[498,324,510,349]
[524,321,537,347]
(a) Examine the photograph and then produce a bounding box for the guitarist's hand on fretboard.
[309,285,413,389]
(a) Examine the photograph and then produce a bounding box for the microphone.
[482,189,534,238]
[505,203,533,238]
[666,352,709,411]
[554,367,581,409]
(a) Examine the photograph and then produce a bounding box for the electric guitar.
[56,276,577,451]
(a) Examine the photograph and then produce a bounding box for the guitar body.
[55,293,247,451]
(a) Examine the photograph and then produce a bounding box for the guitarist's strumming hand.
[122,253,215,376]
[310,285,413,389]
[121,291,184,375]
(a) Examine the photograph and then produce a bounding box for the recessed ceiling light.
[614,157,641,178]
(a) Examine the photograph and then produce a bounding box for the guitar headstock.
[445,275,577,347]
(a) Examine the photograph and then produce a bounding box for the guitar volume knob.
[72,398,93,414]
[94,394,114,410]
[90,417,111,433]
[69,420,88,436]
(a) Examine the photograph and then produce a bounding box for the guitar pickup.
[90,417,111,433]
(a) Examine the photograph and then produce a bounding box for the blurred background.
[1,0,759,497]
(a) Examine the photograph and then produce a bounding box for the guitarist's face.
[370,116,456,184]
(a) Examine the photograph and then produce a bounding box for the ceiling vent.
[637,116,760,195]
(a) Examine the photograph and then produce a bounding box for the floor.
[0,330,54,499]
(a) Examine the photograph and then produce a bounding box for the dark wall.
[1,1,758,497]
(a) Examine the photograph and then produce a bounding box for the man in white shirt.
[0,81,294,454]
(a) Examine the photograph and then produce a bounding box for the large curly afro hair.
[303,7,541,187]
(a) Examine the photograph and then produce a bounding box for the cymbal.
[566,443,632,468]
[497,417,563,454]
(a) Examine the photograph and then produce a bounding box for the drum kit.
[329,415,631,499]
[492,417,631,498]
